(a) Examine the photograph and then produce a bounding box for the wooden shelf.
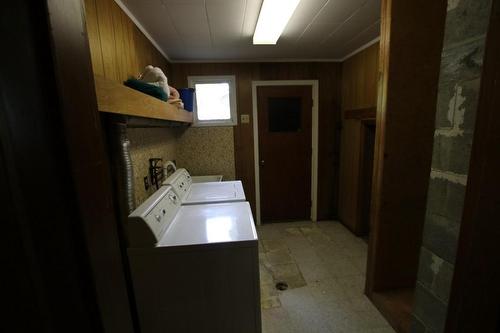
[94,75,193,124]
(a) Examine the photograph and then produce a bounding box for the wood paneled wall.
[367,0,446,293]
[84,0,170,82]
[338,43,380,233]
[84,0,178,207]
[342,43,379,111]
[171,63,342,220]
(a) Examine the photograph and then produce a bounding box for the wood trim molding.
[344,107,377,120]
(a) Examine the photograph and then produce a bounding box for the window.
[268,97,302,132]
[188,76,237,126]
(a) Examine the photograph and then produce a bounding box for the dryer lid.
[183,180,246,204]
[157,201,257,247]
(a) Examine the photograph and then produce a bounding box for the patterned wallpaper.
[176,126,236,181]
[127,126,235,206]
[128,127,180,205]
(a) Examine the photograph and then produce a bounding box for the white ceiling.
[119,0,380,62]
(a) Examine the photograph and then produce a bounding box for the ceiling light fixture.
[253,0,301,45]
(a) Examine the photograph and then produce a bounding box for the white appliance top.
[191,175,223,183]
[183,181,245,205]
[163,168,246,204]
[157,201,257,247]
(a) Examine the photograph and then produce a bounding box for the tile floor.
[257,221,395,333]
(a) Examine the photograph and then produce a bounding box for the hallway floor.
[257,221,395,333]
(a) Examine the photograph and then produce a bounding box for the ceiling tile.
[282,0,329,38]
[350,0,381,23]
[206,0,246,46]
[162,2,212,47]
[122,0,381,61]
[123,0,179,40]
[161,0,204,4]
[298,23,342,44]
[313,0,366,24]
[241,0,262,37]
[342,20,380,51]
[323,19,367,45]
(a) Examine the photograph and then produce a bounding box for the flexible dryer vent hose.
[117,124,136,214]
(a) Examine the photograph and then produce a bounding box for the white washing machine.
[162,168,245,205]
[127,185,261,333]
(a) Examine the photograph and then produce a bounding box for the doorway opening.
[359,119,376,239]
[252,81,319,225]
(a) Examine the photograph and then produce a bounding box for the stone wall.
[411,0,493,332]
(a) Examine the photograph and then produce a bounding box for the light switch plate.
[241,114,250,124]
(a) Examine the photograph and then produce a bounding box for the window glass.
[188,76,237,126]
[268,97,301,132]
[195,83,231,120]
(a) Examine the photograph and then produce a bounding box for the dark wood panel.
[342,43,379,111]
[338,119,363,232]
[0,0,134,331]
[84,0,170,82]
[366,0,447,317]
[445,1,500,331]
[371,289,415,333]
[170,62,342,220]
[47,0,136,331]
[358,120,376,234]
[338,44,379,235]
[344,107,377,120]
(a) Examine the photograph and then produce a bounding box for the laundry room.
[2,0,499,333]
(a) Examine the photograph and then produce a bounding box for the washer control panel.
[128,186,181,246]
[169,169,192,202]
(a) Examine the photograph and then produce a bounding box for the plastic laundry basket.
[178,88,195,112]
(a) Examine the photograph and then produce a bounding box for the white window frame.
[188,75,238,127]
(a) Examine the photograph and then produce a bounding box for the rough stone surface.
[410,315,427,333]
[413,284,448,333]
[431,133,475,174]
[412,0,492,331]
[416,247,454,304]
[433,259,454,303]
[422,212,460,266]
[443,0,492,46]
[425,177,467,222]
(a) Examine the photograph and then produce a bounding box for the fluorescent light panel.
[253,0,301,45]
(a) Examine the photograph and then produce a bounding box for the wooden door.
[257,85,312,222]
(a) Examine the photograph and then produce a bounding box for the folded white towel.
[138,65,170,97]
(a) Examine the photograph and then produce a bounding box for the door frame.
[251,80,319,225]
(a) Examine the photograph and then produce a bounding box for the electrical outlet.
[240,114,250,124]
[144,176,149,190]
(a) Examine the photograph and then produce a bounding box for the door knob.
[260,160,265,166]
